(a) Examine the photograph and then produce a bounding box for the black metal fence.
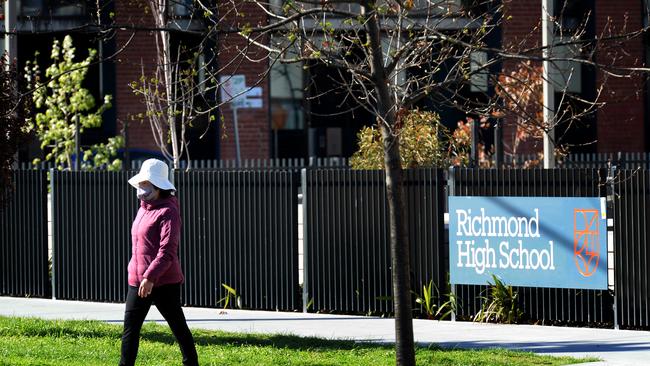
[174,170,300,310]
[449,168,614,324]
[51,170,300,310]
[613,169,650,327]
[51,171,136,302]
[5,163,650,328]
[303,168,446,314]
[1,170,49,297]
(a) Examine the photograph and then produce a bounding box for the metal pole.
[542,0,556,168]
[4,0,17,66]
[607,164,618,330]
[233,107,241,167]
[448,166,457,322]
[301,168,309,313]
[50,168,56,299]
[74,115,80,171]
[6,0,17,166]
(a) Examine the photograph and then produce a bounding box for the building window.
[270,61,304,131]
[170,0,194,18]
[270,34,304,131]
[19,0,87,18]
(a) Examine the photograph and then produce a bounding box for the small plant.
[473,274,523,324]
[436,288,459,320]
[217,283,242,310]
[412,279,459,320]
[414,280,438,319]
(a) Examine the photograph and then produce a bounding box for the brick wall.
[500,0,646,155]
[114,0,158,152]
[501,0,544,155]
[216,2,270,160]
[595,0,645,152]
[113,0,270,159]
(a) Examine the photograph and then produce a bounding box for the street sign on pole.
[220,75,246,165]
[219,76,265,166]
[220,74,247,108]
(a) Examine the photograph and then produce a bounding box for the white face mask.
[137,186,156,201]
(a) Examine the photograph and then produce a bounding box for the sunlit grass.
[0,316,598,365]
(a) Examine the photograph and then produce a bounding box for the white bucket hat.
[128,159,176,191]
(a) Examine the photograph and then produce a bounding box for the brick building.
[9,0,271,164]
[502,0,647,155]
[7,1,650,164]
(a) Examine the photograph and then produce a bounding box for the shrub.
[350,109,465,169]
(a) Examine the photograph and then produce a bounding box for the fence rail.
[1,170,49,297]
[131,157,349,170]
[503,152,650,169]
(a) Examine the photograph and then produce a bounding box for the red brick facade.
[595,0,645,152]
[112,1,645,159]
[114,0,159,152]
[113,0,271,160]
[501,0,646,155]
[501,0,543,155]
[216,2,270,160]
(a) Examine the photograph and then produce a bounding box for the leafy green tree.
[25,35,123,171]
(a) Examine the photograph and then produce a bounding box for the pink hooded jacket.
[128,196,184,287]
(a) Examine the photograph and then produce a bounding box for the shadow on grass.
[140,326,403,352]
[0,316,403,353]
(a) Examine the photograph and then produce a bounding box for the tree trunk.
[364,2,415,365]
[382,125,415,366]
[155,0,180,169]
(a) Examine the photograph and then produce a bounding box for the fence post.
[607,164,618,330]
[301,168,309,313]
[49,168,56,300]
[447,166,456,322]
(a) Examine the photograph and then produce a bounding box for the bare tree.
[194,1,650,364]
[85,1,648,362]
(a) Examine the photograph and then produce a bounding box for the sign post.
[220,76,264,166]
[220,75,246,166]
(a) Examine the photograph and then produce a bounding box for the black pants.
[119,283,199,366]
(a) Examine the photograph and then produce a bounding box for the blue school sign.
[449,196,608,290]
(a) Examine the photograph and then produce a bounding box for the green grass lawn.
[0,316,597,365]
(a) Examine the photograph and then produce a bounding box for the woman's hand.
[138,278,154,298]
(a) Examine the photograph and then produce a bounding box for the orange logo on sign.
[574,209,600,277]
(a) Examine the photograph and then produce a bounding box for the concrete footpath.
[1,297,649,365]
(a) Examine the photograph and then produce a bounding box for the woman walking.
[120,159,199,366]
